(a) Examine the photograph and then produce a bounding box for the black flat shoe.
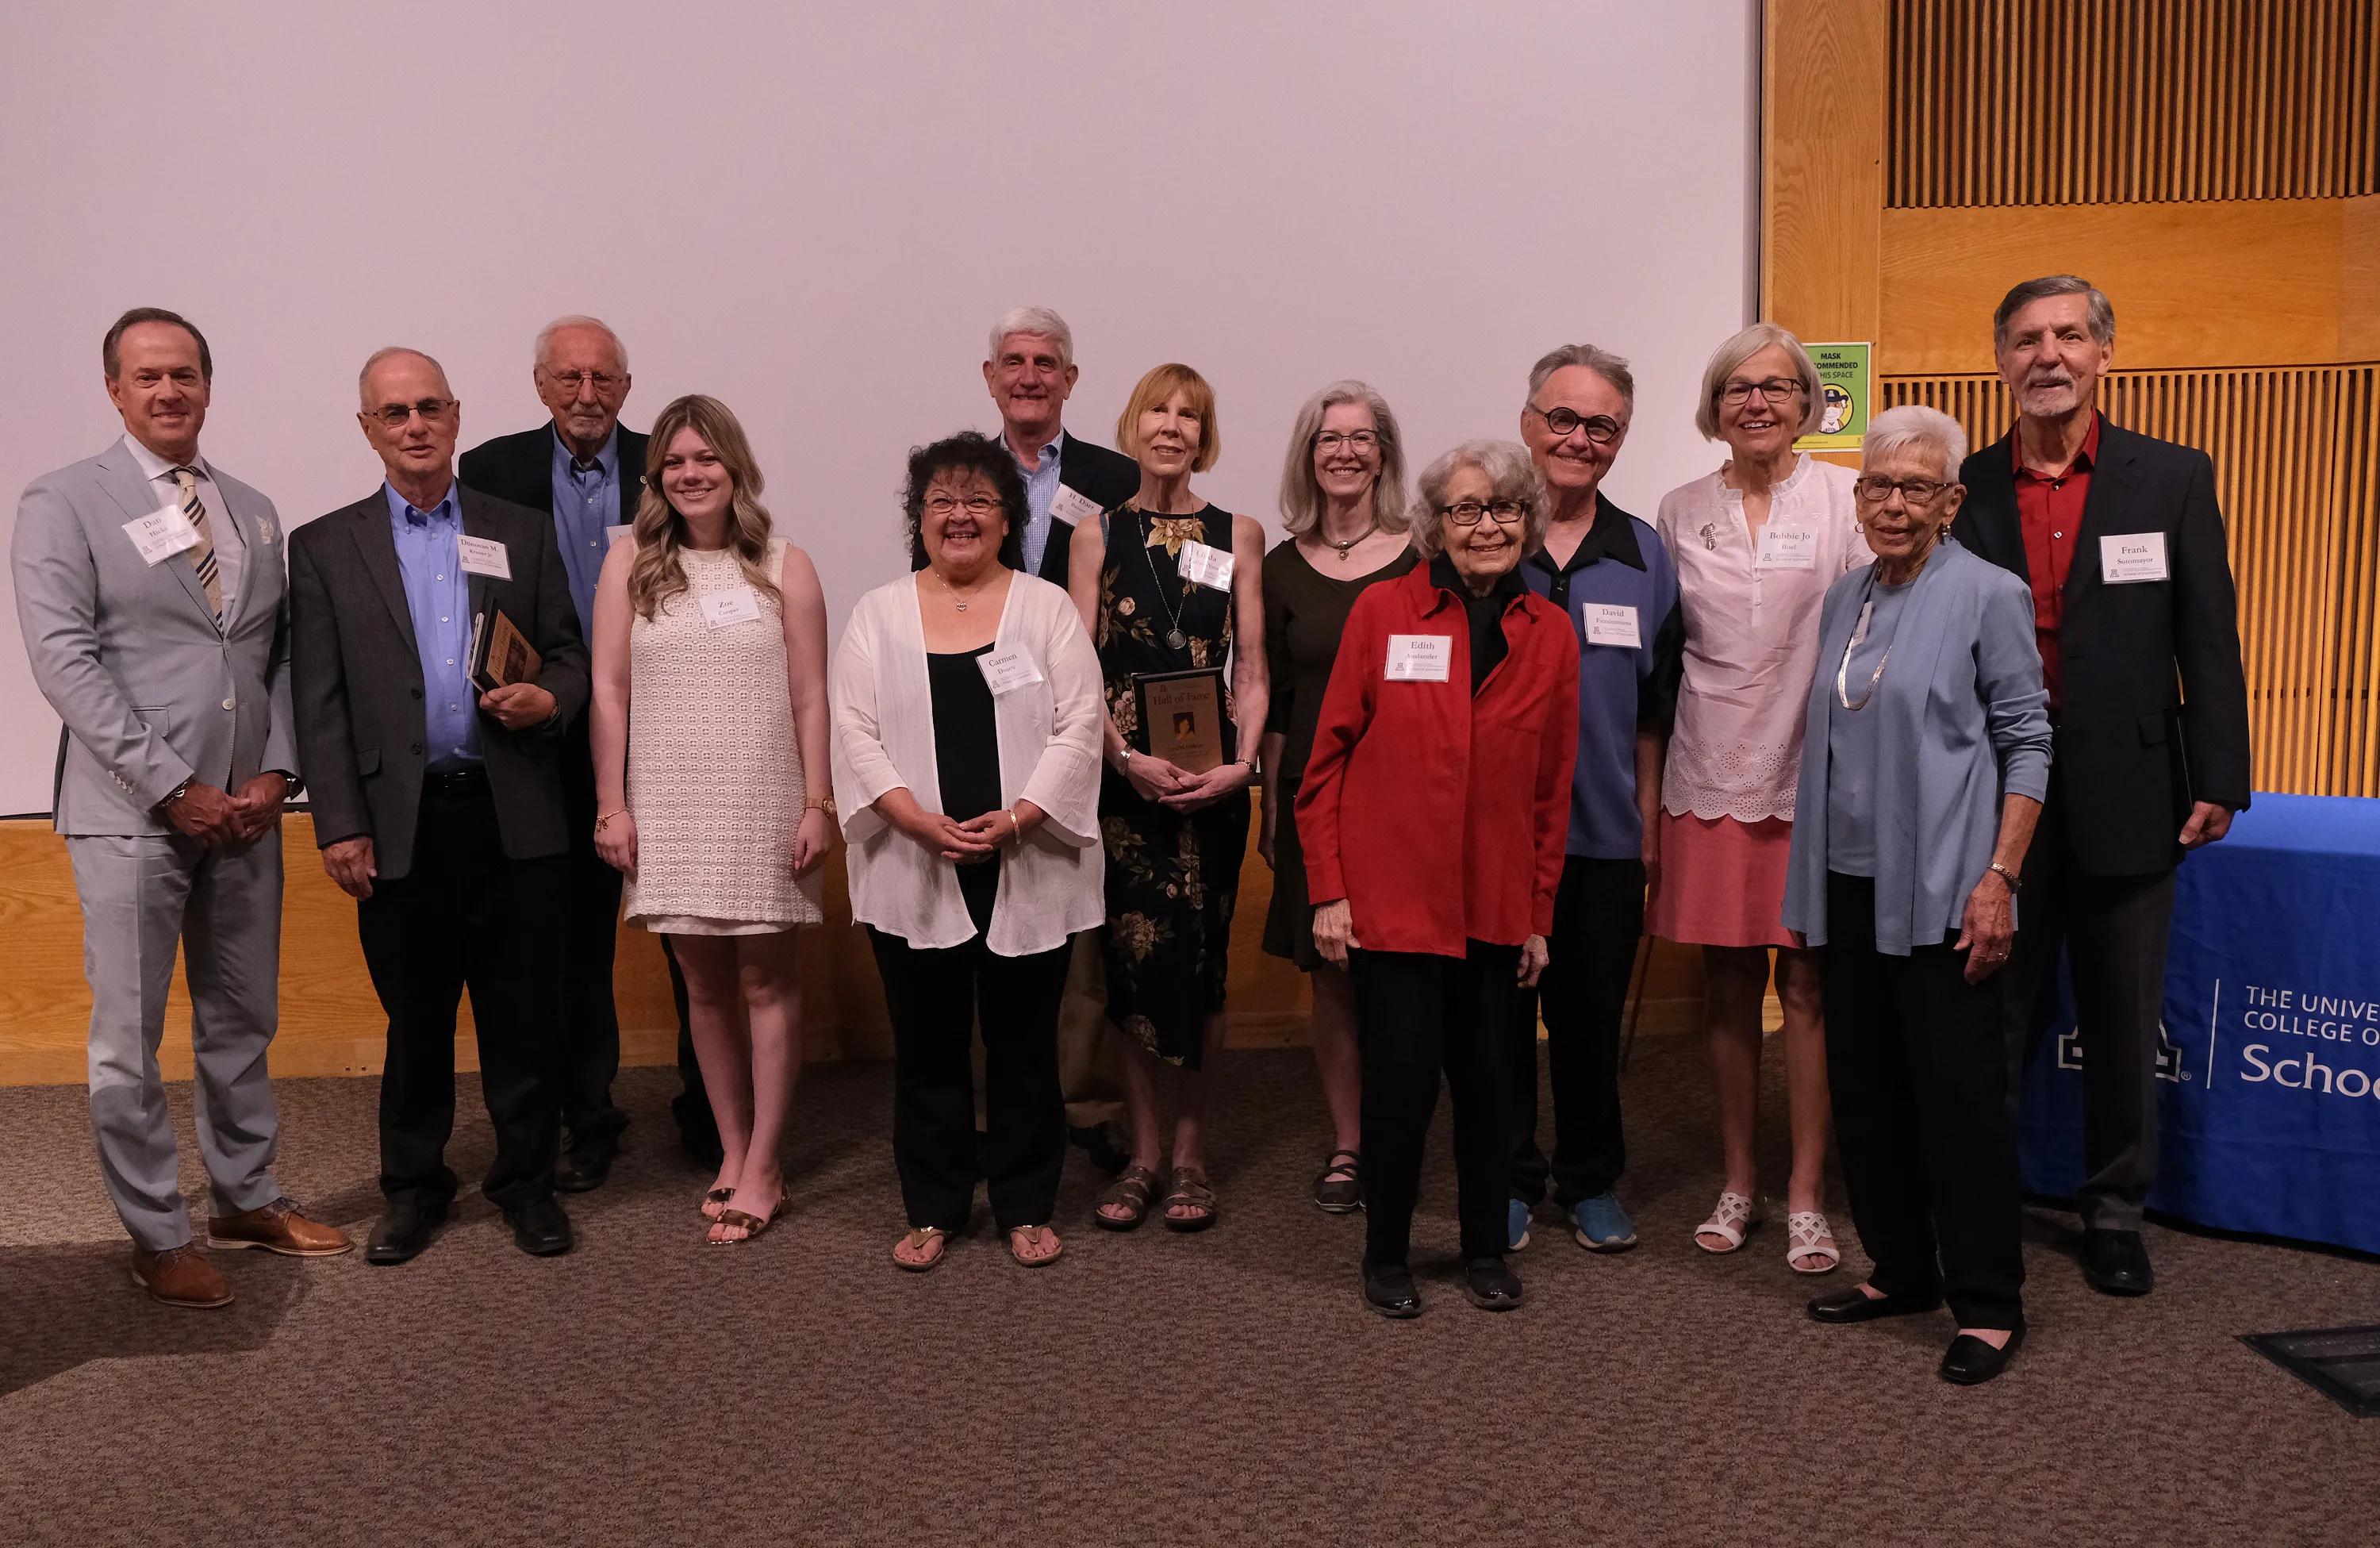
[1462,1258,1525,1312]
[2081,1228,2154,1296]
[1363,1260,1422,1319]
[364,1198,448,1266]
[1068,1122,1133,1177]
[505,1196,575,1257]
[1312,1149,1364,1214]
[1940,1320,2026,1385]
[1807,1287,1943,1324]
[555,1139,615,1194]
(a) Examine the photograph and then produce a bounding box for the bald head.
[356,347,461,505]
[359,346,450,407]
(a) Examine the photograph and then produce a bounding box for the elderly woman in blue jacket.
[1782,404,2051,1389]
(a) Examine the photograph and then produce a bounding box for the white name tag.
[2100,531,2169,584]
[700,586,763,628]
[1584,603,1641,649]
[1178,539,1234,590]
[605,524,634,544]
[1852,600,1875,646]
[125,505,201,565]
[1754,526,1818,570]
[1385,633,1451,682]
[1048,484,1104,528]
[977,646,1045,695]
[456,535,512,579]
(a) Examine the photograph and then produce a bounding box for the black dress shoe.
[364,1198,448,1266]
[1940,1320,2027,1385]
[1462,1258,1526,1312]
[1068,1121,1133,1177]
[555,1139,615,1194]
[1807,1287,1944,1324]
[504,1196,575,1257]
[2081,1228,2155,1296]
[1362,1260,1422,1319]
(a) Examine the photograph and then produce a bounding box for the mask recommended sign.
[1794,342,1871,453]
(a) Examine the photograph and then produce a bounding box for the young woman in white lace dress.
[589,394,831,1244]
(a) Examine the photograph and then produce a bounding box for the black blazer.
[289,482,590,879]
[1037,430,1140,591]
[1950,417,2251,876]
[459,421,652,520]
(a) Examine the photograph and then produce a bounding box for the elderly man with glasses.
[1505,344,1684,1257]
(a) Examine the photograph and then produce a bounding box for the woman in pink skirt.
[1650,325,1871,1273]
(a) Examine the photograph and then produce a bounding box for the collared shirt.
[383,482,482,771]
[550,423,622,641]
[1008,432,1064,576]
[121,432,248,617]
[2013,412,2100,710]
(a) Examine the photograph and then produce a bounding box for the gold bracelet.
[595,810,628,832]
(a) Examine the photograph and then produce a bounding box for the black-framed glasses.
[923,494,1002,517]
[1854,474,1952,505]
[1312,430,1380,452]
[1441,499,1526,526]
[543,370,623,393]
[1720,377,1804,405]
[1530,405,1623,444]
[369,398,455,427]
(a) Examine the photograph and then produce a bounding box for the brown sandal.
[701,1187,735,1222]
[1161,1167,1219,1232]
[892,1226,949,1272]
[1008,1224,1064,1267]
[709,1194,786,1246]
[1094,1165,1159,1231]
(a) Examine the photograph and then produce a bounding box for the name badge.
[1584,603,1641,649]
[124,505,200,565]
[1754,526,1818,570]
[1048,485,1104,528]
[1385,633,1451,682]
[2100,531,2169,584]
[1178,539,1234,590]
[700,586,763,628]
[605,524,635,544]
[457,535,512,579]
[977,646,1045,695]
[1852,600,1875,646]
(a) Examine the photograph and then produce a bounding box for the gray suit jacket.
[287,482,589,880]
[10,440,297,835]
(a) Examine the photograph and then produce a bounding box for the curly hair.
[901,432,1028,572]
[628,395,781,620]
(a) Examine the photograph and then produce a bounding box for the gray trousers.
[67,828,286,1250]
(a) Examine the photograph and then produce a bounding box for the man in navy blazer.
[1949,275,2251,1299]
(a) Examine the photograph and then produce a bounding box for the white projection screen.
[0,1,1759,816]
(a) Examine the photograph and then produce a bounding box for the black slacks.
[1823,870,2025,1331]
[867,924,1069,1231]
[1508,855,1643,1207]
[356,774,564,1209]
[1351,940,1517,1266]
[558,715,626,1147]
[2001,774,2176,1231]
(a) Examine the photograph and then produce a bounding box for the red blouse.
[1296,564,1580,958]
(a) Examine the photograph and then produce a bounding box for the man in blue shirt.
[1507,344,1685,1255]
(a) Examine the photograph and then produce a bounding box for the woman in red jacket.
[1299,440,1580,1318]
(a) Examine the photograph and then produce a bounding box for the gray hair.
[1410,440,1550,559]
[1862,405,1969,482]
[535,314,629,373]
[1993,275,2115,350]
[988,305,1074,368]
[358,346,449,406]
[1276,379,1411,537]
[1695,323,1823,440]
[1526,343,1635,418]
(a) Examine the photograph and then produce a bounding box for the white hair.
[358,346,448,405]
[1694,323,1824,440]
[987,306,1073,369]
[1276,379,1411,536]
[1862,404,1969,481]
[1410,440,1550,559]
[534,314,628,373]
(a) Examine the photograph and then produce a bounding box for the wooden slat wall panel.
[1879,367,2380,795]
[1889,0,2380,206]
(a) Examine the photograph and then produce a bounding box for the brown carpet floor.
[3,1032,2374,1547]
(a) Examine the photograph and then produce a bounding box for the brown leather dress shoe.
[130,1244,234,1308]
[208,1197,355,1257]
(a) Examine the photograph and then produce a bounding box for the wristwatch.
[805,795,837,816]
[159,776,194,809]
[269,769,305,800]
[1987,861,2021,890]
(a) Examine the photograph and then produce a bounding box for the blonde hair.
[1116,363,1219,474]
[1694,323,1823,440]
[1276,380,1411,537]
[628,395,781,620]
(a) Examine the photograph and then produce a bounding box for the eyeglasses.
[369,398,455,427]
[1853,475,1952,505]
[923,494,1003,517]
[1530,405,1624,444]
[1313,430,1380,452]
[1720,378,1805,405]
[543,370,623,393]
[1441,500,1527,526]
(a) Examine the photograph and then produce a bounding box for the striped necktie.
[170,465,223,620]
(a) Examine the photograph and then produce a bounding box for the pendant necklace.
[1836,561,1918,711]
[1137,509,1192,652]
[1326,519,1378,562]
[935,568,988,613]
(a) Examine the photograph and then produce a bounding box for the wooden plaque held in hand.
[1135,667,1227,775]
[469,609,542,694]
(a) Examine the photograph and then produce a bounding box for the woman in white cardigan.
[831,433,1105,1273]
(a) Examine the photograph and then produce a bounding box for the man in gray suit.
[10,307,352,1309]
[290,346,589,1264]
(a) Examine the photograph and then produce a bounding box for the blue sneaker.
[1507,1198,1532,1252]
[1572,1192,1637,1251]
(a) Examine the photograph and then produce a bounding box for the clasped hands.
[1122,751,1251,812]
[899,800,1045,864]
[166,771,288,846]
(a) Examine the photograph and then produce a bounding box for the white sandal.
[1786,1210,1841,1274]
[1693,1190,1761,1253]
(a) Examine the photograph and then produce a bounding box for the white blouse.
[830,571,1105,955]
[1654,455,1871,823]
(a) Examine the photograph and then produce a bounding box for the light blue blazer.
[1782,536,2052,955]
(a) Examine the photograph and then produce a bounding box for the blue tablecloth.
[2018,793,2380,1254]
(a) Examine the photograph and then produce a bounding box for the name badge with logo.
[1385,633,1451,682]
[1755,526,1818,570]
[124,505,200,566]
[700,586,763,628]
[1585,604,1641,649]
[456,535,512,579]
[977,646,1045,695]
[2100,532,2169,584]
[605,524,635,544]
[1178,539,1234,590]
[1049,485,1104,528]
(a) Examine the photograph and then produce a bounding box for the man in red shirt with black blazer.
[1948,275,2251,1299]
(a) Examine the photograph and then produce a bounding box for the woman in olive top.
[1260,381,1417,1213]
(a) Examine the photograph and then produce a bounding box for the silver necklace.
[1324,520,1378,562]
[1836,564,1918,711]
[933,567,994,613]
[1136,510,1191,652]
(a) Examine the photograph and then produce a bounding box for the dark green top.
[1261,537,1419,783]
